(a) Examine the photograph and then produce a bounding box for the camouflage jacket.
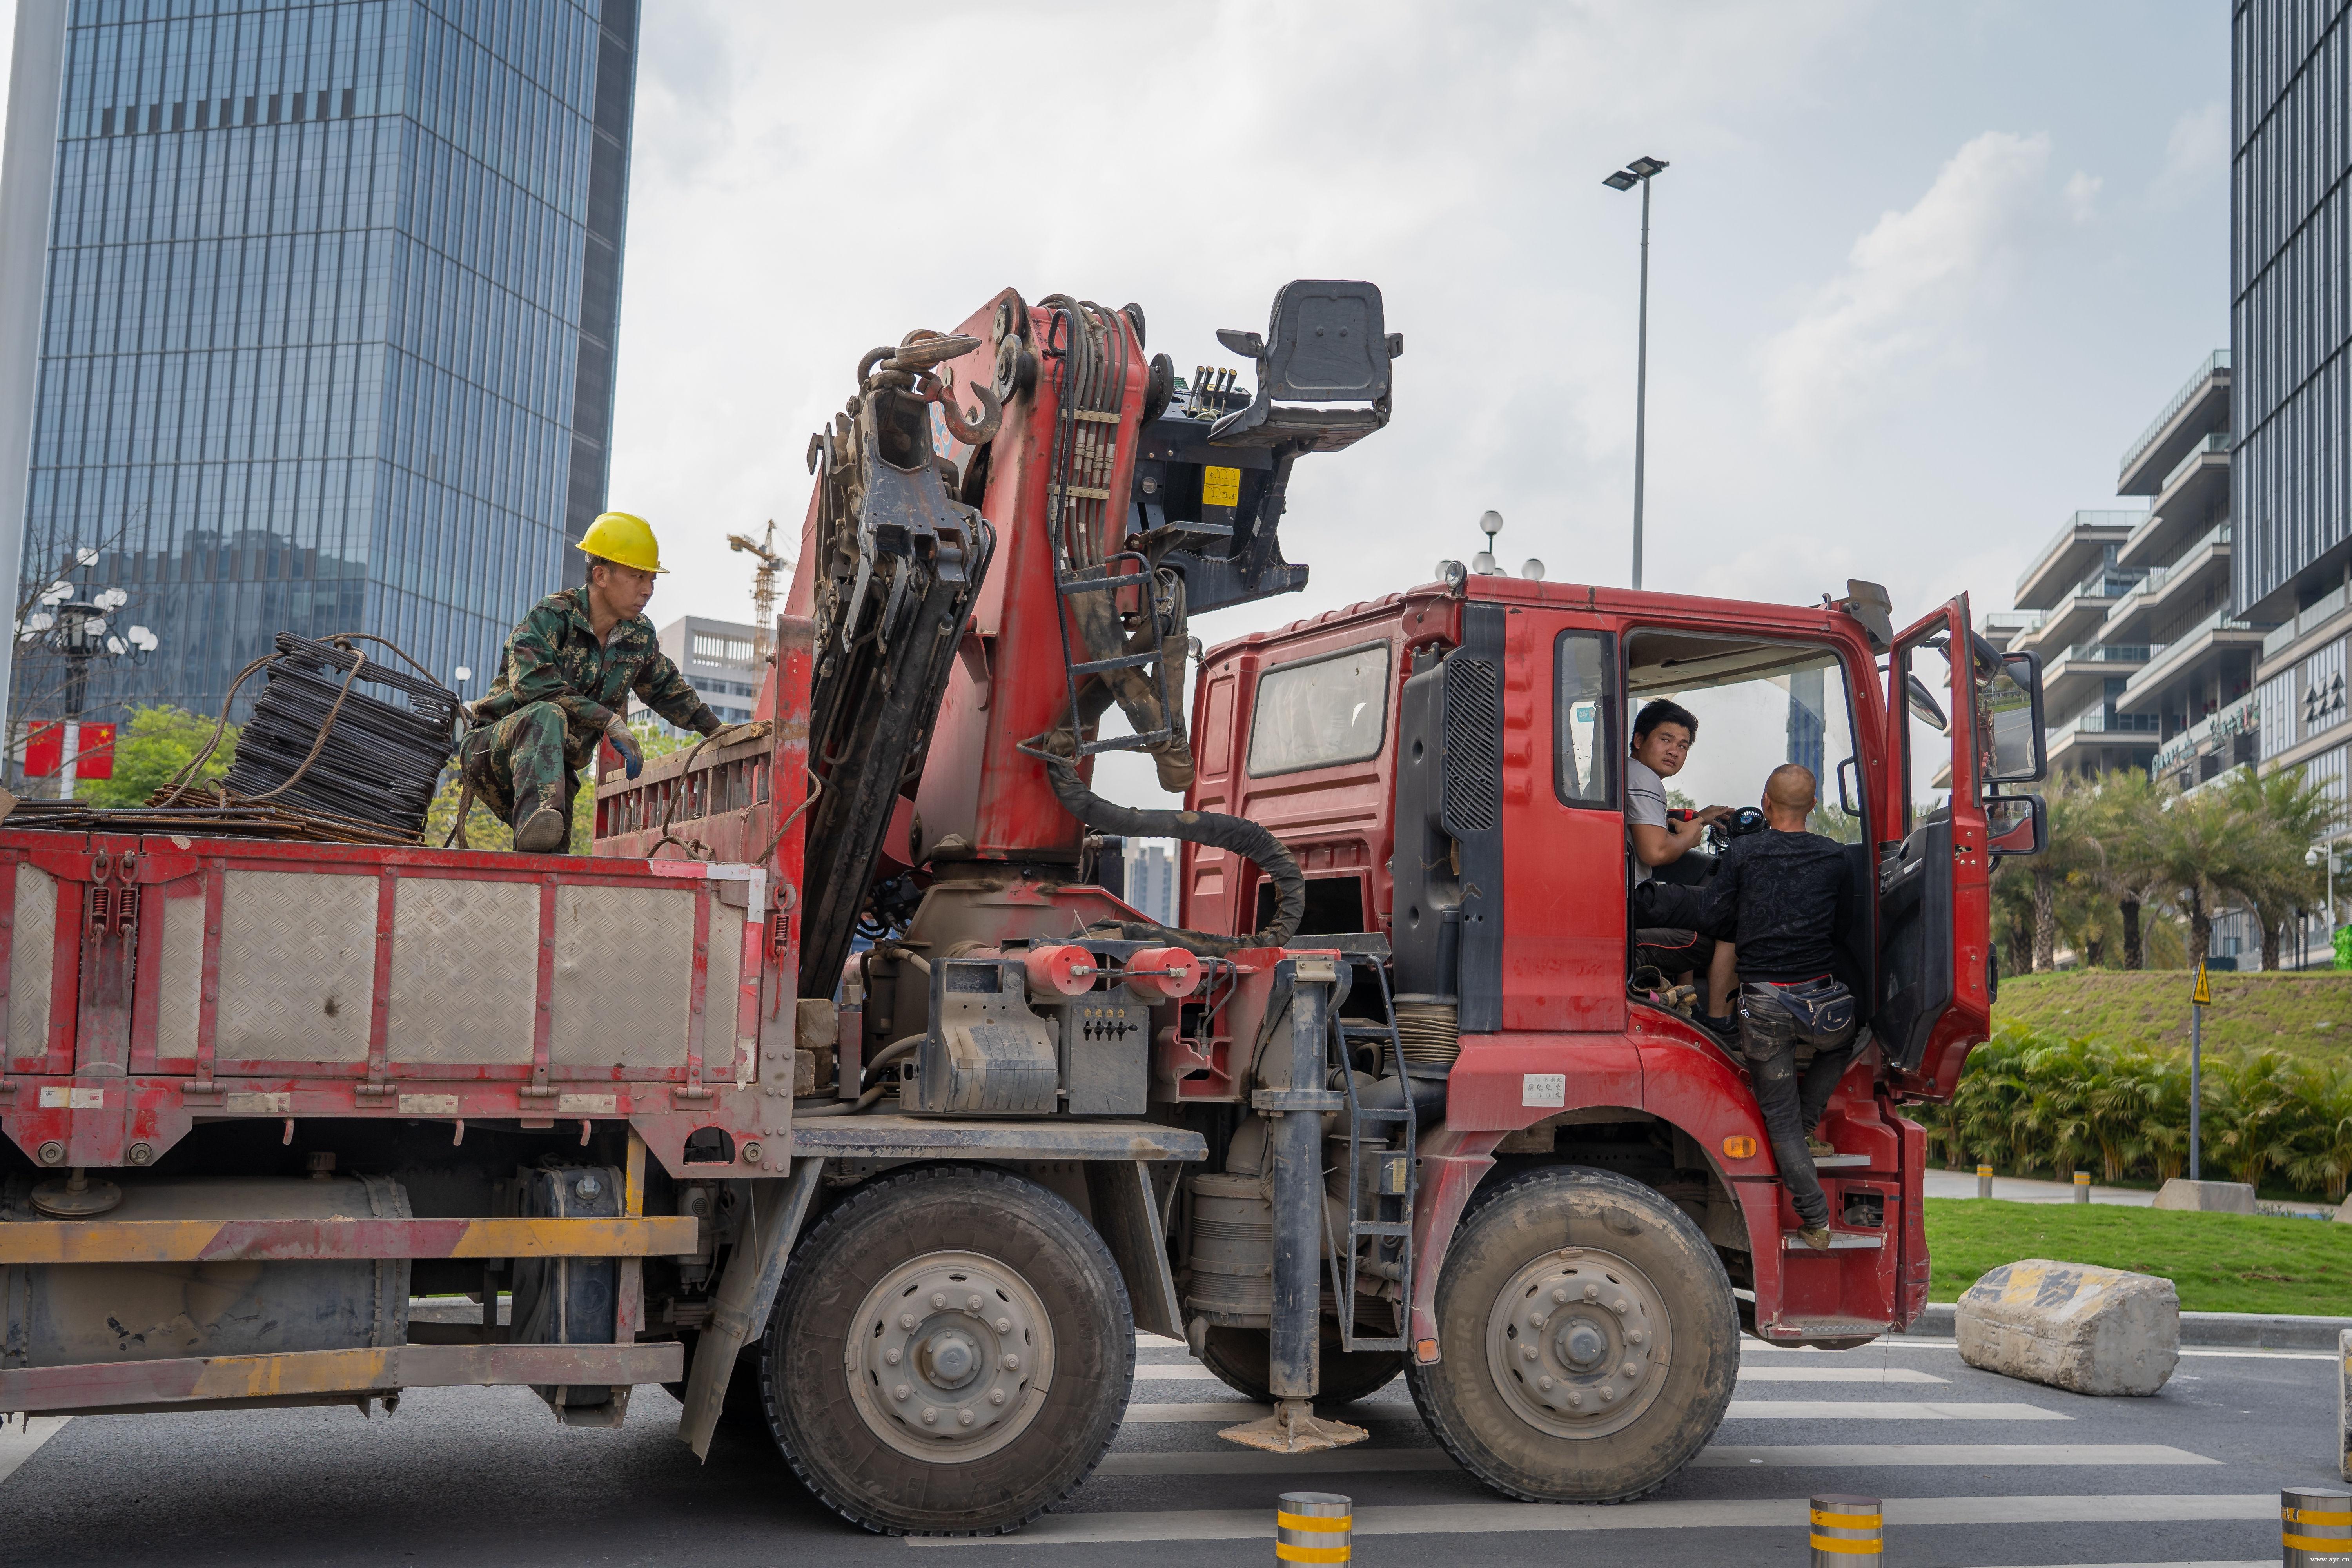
[470,587,718,768]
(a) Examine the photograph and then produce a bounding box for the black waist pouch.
[1773,976,1855,1043]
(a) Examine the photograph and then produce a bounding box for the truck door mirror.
[1904,673,1948,734]
[1981,650,2047,785]
[1836,755,1861,816]
[1987,792,2045,858]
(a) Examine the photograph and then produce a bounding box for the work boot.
[1806,1138,1835,1158]
[1798,1225,1833,1252]
[513,804,567,853]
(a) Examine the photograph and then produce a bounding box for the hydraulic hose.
[1040,754,1304,955]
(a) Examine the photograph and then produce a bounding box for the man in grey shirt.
[1626,700,1737,1033]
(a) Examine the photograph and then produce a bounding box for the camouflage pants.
[457,702,578,842]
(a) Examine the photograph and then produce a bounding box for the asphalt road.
[1,1328,2337,1566]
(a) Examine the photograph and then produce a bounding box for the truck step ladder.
[1324,961,1417,1354]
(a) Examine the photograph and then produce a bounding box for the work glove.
[704,719,771,750]
[604,714,644,780]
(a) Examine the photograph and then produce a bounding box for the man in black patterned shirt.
[1702,762,1858,1250]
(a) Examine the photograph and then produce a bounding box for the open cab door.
[1875,594,2046,1100]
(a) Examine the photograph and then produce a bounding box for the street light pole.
[1604,156,1669,592]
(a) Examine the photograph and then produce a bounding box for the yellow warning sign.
[1201,466,1241,508]
[2191,962,2210,1006]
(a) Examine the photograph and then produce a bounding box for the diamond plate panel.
[549,884,694,1070]
[8,865,53,1063]
[388,878,537,1066]
[153,892,204,1061]
[216,871,374,1065]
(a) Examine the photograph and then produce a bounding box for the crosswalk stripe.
[1723,1400,2066,1421]
[909,1492,2274,1548]
[1123,1400,1419,1424]
[0,1418,68,1487]
[1730,1367,1946,1383]
[1092,1441,2214,1479]
[1132,1362,1945,1384]
[1122,1397,2062,1424]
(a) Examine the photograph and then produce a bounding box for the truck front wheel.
[756,1164,1132,1535]
[1405,1165,1738,1503]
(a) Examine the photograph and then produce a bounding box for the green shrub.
[1915,1022,2352,1201]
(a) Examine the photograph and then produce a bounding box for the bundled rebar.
[216,635,460,837]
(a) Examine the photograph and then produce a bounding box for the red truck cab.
[1182,573,2042,1345]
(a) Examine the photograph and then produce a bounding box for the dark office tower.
[1,0,641,728]
[2232,0,2352,625]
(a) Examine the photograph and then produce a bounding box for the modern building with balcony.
[1987,354,2260,786]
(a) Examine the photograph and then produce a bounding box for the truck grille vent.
[1440,657,1499,833]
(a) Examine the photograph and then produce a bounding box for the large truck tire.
[756,1164,1133,1535]
[1405,1165,1738,1504]
[1198,1322,1403,1405]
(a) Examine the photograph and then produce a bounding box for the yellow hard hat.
[575,511,667,574]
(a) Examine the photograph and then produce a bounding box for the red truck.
[0,280,2045,1535]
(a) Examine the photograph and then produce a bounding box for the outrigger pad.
[1218,1396,1370,1454]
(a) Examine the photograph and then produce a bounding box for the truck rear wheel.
[1405,1165,1738,1503]
[1198,1322,1403,1405]
[757,1165,1132,1535]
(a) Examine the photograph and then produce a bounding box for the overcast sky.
[2,0,2229,799]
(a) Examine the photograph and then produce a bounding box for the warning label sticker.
[1522,1073,1566,1108]
[1201,466,1241,508]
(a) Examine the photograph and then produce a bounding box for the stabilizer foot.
[1217,1397,1369,1454]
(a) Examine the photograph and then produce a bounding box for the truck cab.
[1182,573,2044,1345]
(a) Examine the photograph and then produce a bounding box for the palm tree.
[2282,1065,2352,1201]
[2144,780,2250,966]
[2026,774,2100,970]
[2084,770,2169,970]
[2223,766,2343,969]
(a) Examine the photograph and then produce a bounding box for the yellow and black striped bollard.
[1976,1163,1993,1199]
[2074,1171,2092,1203]
[1810,1492,1882,1565]
[1276,1491,1351,1563]
[2283,1484,2352,1566]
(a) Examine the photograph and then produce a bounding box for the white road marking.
[1122,1396,2060,1423]
[1091,1441,2214,1478]
[910,1492,2275,1547]
[1134,1332,1186,1348]
[1122,1400,1419,1424]
[1129,1361,1945,1384]
[1966,1563,2276,1568]
[1723,1400,2067,1420]
[1730,1366,1947,1383]
[0,1418,69,1486]
[1697,1443,2212,1467]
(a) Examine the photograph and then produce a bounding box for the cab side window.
[1555,631,1617,808]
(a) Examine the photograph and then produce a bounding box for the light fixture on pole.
[1472,510,1503,575]
[1604,154,1669,592]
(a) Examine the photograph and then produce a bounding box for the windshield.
[1624,639,1865,843]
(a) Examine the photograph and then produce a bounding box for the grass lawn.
[1923,1198,2352,1314]
[1994,969,2352,1060]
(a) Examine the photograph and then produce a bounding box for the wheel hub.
[1483,1249,1673,1440]
[844,1250,1054,1463]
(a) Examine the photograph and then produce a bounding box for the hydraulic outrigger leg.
[1218,957,1368,1454]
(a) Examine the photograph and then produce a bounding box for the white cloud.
[2150,100,2226,207]
[1757,130,2052,430]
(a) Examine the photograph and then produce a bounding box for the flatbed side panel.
[0,1342,685,1416]
[0,824,784,1178]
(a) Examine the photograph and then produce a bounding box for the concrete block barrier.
[2152,1178,2258,1213]
[2341,1330,2351,1485]
[1955,1259,2180,1396]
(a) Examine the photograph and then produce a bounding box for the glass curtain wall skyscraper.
[5,0,638,727]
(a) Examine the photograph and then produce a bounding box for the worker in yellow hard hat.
[457,512,736,852]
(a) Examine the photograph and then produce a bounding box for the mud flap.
[675,1158,823,1459]
[1084,1160,1183,1341]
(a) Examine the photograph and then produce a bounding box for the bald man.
[1700,763,1860,1250]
